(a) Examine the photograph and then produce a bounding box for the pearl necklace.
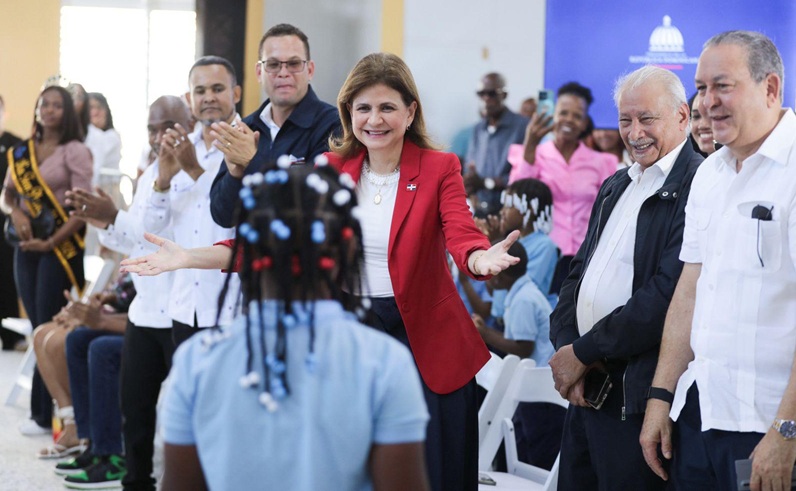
[362,160,400,205]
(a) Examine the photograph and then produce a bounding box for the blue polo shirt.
[503,275,555,367]
[210,86,341,227]
[161,300,428,491]
[491,230,559,321]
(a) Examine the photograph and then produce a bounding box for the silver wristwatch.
[773,419,796,440]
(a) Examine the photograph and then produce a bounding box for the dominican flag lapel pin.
[406,183,417,191]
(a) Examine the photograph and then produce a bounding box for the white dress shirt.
[142,123,239,328]
[98,161,174,328]
[259,102,281,141]
[671,110,796,433]
[576,140,683,335]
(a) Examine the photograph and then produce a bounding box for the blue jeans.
[66,327,124,456]
[15,247,84,427]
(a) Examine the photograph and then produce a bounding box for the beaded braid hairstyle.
[500,178,554,234]
[212,157,367,412]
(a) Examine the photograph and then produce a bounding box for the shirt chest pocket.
[732,203,782,272]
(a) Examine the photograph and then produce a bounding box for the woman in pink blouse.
[0,85,92,435]
[507,82,617,293]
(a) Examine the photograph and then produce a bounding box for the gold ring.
[225,142,231,148]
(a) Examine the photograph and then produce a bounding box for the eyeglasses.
[476,89,505,99]
[258,59,308,74]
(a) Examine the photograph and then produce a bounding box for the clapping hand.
[210,120,259,178]
[162,123,203,179]
[66,187,119,229]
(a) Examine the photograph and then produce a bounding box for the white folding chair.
[3,255,116,407]
[478,360,567,491]
[477,353,522,467]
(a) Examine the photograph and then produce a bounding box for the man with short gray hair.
[641,30,796,491]
[549,65,702,489]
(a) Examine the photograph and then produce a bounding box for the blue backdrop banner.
[545,1,796,129]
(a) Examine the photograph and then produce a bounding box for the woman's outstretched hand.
[472,229,521,276]
[119,233,187,276]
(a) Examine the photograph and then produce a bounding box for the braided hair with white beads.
[213,157,367,411]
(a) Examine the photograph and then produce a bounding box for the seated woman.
[32,274,133,459]
[147,164,431,491]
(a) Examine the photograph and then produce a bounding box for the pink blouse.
[4,140,93,207]
[507,141,617,256]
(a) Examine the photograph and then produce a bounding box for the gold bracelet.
[472,252,485,276]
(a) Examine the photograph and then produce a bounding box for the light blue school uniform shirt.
[491,230,559,320]
[518,230,558,295]
[503,275,555,367]
[161,300,429,491]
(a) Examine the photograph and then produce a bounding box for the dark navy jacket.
[210,86,341,227]
[550,142,703,415]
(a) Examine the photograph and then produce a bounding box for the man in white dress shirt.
[549,66,703,490]
[145,56,240,345]
[641,31,796,491]
[67,95,192,490]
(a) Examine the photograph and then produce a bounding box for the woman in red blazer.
[120,52,520,491]
[326,53,519,491]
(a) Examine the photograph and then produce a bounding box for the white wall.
[403,0,546,147]
[260,0,547,148]
[261,0,382,106]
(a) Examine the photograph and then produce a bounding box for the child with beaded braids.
[153,163,430,491]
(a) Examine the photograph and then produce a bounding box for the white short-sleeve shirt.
[672,109,796,433]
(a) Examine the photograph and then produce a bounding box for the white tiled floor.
[0,349,70,490]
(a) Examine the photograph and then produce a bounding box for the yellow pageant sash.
[8,140,85,295]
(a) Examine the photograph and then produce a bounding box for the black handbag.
[3,206,56,247]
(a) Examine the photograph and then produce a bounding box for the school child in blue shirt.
[157,165,430,491]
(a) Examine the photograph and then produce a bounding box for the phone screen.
[537,89,555,123]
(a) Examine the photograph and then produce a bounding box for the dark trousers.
[672,383,763,491]
[558,373,667,491]
[0,237,21,350]
[15,248,84,427]
[65,327,124,455]
[120,322,175,491]
[368,297,478,491]
[514,402,566,470]
[171,317,204,347]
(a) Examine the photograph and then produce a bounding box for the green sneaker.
[63,454,126,489]
[54,449,98,476]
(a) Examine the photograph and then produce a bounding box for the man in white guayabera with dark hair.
[641,30,796,491]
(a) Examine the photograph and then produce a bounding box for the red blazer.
[327,140,491,394]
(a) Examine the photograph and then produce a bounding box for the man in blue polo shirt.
[463,72,529,217]
[208,23,341,227]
